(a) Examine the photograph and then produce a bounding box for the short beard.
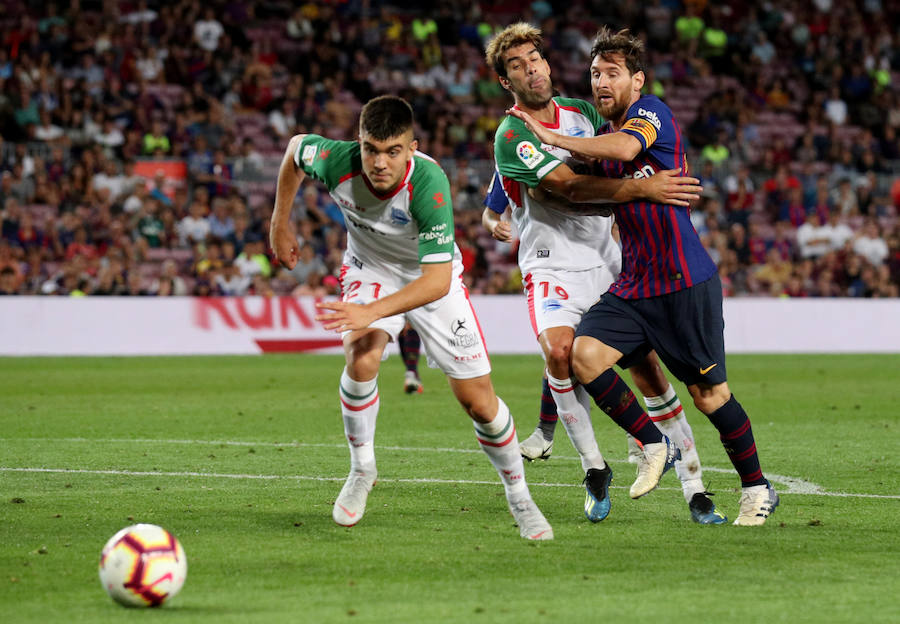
[598,97,629,123]
[517,82,554,109]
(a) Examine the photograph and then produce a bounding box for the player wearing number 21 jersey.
[270,95,554,540]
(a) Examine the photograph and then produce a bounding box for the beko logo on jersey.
[622,164,658,180]
[516,141,545,169]
[301,145,317,166]
[637,108,662,130]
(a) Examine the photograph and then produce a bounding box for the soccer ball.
[98,524,187,607]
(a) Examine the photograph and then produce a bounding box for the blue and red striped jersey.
[596,95,717,298]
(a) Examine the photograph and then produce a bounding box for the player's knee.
[345,346,381,379]
[456,392,494,421]
[571,342,611,384]
[544,342,572,374]
[691,383,730,414]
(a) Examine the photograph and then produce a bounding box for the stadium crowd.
[0,0,898,298]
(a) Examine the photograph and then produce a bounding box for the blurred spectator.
[154,259,188,296]
[178,200,210,247]
[286,242,327,289]
[133,198,166,252]
[797,213,832,260]
[824,211,854,252]
[853,220,889,266]
[208,198,235,241]
[215,261,251,296]
[234,237,271,279]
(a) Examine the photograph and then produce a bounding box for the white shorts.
[339,254,491,379]
[523,266,617,338]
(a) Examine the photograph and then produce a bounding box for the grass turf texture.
[1,354,898,623]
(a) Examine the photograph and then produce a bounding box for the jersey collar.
[513,99,561,130]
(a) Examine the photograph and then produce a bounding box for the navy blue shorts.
[575,275,727,387]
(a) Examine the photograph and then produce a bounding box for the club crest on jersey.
[543,299,562,312]
[390,206,411,225]
[301,145,317,166]
[516,141,545,170]
[567,126,586,137]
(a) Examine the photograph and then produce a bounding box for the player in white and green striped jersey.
[270,95,552,540]
[484,23,724,524]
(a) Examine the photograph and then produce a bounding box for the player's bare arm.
[538,162,702,208]
[527,185,613,217]
[482,206,513,242]
[316,262,452,332]
[508,108,643,161]
[270,133,307,269]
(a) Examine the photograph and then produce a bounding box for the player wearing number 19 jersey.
[485,24,724,524]
[512,27,778,525]
[271,95,553,540]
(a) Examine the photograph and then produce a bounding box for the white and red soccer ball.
[98,524,187,607]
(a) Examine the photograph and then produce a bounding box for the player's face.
[359,129,417,192]
[500,43,553,108]
[590,53,644,122]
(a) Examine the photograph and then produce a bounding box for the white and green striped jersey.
[493,97,621,275]
[295,135,459,278]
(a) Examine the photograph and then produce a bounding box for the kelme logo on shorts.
[516,141,545,170]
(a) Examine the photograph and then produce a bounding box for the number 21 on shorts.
[344,280,382,302]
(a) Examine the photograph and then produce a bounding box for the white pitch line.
[2,467,899,499]
[2,437,898,500]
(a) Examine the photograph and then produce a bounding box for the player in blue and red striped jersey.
[510,27,779,526]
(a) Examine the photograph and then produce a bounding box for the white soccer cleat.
[403,370,423,394]
[733,483,780,526]
[508,498,554,540]
[332,470,376,527]
[519,429,552,461]
[626,433,642,464]
[629,435,681,499]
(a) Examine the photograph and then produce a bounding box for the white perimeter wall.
[1,296,898,356]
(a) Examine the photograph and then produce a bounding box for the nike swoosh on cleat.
[529,531,549,539]
[699,363,718,375]
[338,505,357,518]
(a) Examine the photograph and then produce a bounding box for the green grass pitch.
[1,354,899,623]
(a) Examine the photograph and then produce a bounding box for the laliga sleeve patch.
[516,141,546,170]
[301,144,318,167]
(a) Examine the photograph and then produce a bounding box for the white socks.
[644,384,704,501]
[547,372,606,472]
[473,397,529,501]
[339,368,379,474]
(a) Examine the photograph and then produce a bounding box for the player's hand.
[315,300,378,332]
[270,223,299,269]
[491,220,512,242]
[506,108,556,146]
[643,169,703,207]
